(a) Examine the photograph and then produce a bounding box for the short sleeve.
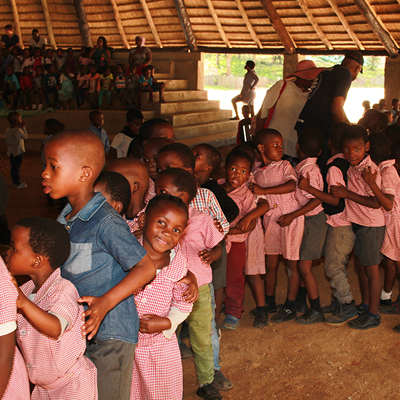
[260,80,285,119]
[283,161,297,183]
[327,166,346,189]
[381,166,398,195]
[201,213,225,250]
[111,133,123,149]
[0,260,18,326]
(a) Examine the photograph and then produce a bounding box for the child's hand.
[139,315,171,334]
[236,214,253,231]
[214,219,224,234]
[199,249,214,264]
[177,270,199,303]
[277,213,294,227]
[298,175,312,192]
[77,295,111,340]
[248,182,264,195]
[361,166,377,186]
[331,184,349,198]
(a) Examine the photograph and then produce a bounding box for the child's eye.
[173,228,181,233]
[241,170,247,175]
[158,220,166,226]
[343,148,349,152]
[142,157,149,163]
[51,164,58,170]
[159,189,168,195]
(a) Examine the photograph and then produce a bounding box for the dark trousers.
[76,87,87,107]
[9,154,23,185]
[2,87,21,109]
[44,87,58,106]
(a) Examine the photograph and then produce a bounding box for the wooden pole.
[204,0,231,48]
[73,0,93,48]
[260,0,296,54]
[9,0,24,49]
[173,0,197,51]
[139,0,162,48]
[325,0,364,51]
[353,0,398,57]
[234,0,263,49]
[110,0,129,49]
[297,0,333,50]
[40,0,57,50]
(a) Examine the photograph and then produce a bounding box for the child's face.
[94,182,122,214]
[23,67,29,75]
[49,65,55,73]
[143,69,150,79]
[6,66,13,76]
[104,69,110,77]
[143,202,187,254]
[193,146,210,174]
[42,141,83,199]
[6,226,35,276]
[142,143,161,180]
[116,65,122,74]
[127,118,143,137]
[90,66,97,74]
[156,151,188,173]
[225,157,250,190]
[342,139,369,166]
[155,174,191,205]
[15,114,23,126]
[23,49,30,58]
[36,67,43,76]
[57,49,63,57]
[92,113,104,128]
[35,49,41,57]
[258,134,284,163]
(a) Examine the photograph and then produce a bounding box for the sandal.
[221,314,239,330]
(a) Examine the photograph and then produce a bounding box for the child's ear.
[138,213,146,230]
[132,181,141,194]
[115,201,123,214]
[31,254,44,269]
[365,141,370,152]
[257,144,264,153]
[295,143,299,151]
[80,166,93,182]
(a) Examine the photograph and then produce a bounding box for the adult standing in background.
[29,29,47,54]
[0,25,20,50]
[88,36,111,73]
[129,36,152,76]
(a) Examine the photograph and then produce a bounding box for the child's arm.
[298,175,339,206]
[139,314,171,334]
[236,198,269,231]
[78,253,156,340]
[177,270,199,303]
[249,179,296,196]
[331,184,380,209]
[0,332,15,398]
[361,167,394,211]
[277,198,321,228]
[198,242,222,265]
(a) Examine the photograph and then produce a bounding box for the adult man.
[295,51,363,164]
[0,25,20,50]
[29,29,47,53]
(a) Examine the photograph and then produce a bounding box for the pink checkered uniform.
[325,154,351,227]
[343,155,385,227]
[379,160,400,261]
[144,178,156,205]
[0,258,30,400]
[131,244,192,400]
[253,160,304,260]
[124,206,146,234]
[295,157,324,217]
[17,269,98,400]
[181,207,225,287]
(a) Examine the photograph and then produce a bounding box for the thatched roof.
[3,0,400,56]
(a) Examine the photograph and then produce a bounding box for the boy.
[6,217,97,399]
[43,63,59,108]
[236,104,252,144]
[148,65,166,103]
[5,111,28,189]
[230,60,259,120]
[142,137,174,181]
[2,65,20,109]
[42,130,156,399]
[137,65,153,109]
[331,125,385,330]
[88,110,110,155]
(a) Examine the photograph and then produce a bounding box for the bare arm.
[331,96,348,123]
[331,184,380,209]
[277,198,321,228]
[236,199,269,231]
[228,218,256,235]
[0,332,15,398]
[249,179,296,196]
[298,175,339,206]
[362,168,394,211]
[144,51,152,66]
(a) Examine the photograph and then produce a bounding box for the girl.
[131,195,193,400]
[98,66,113,109]
[58,65,75,110]
[86,64,100,109]
[78,47,92,66]
[75,64,88,110]
[65,47,77,76]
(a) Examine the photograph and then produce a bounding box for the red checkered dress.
[344,155,385,227]
[144,177,156,204]
[253,161,304,261]
[379,160,400,261]
[131,246,193,400]
[0,257,30,400]
[124,206,147,233]
[17,269,98,400]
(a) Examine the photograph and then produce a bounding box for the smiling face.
[342,139,369,166]
[225,156,250,190]
[142,202,187,255]
[6,226,35,276]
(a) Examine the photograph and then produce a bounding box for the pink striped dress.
[131,246,193,400]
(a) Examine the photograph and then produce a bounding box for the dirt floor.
[2,154,400,400]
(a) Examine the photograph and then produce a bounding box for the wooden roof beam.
[40,0,57,50]
[204,0,232,48]
[259,0,296,54]
[173,0,197,51]
[353,0,399,57]
[297,0,333,50]
[235,0,262,49]
[73,0,93,48]
[110,0,129,49]
[139,0,163,49]
[325,0,364,51]
[9,0,24,49]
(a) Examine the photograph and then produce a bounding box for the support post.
[9,0,24,49]
[73,0,93,48]
[385,56,400,104]
[283,53,304,79]
[40,0,57,50]
[173,0,197,51]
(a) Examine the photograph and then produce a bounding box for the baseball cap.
[345,50,364,73]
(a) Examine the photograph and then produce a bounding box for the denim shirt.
[57,192,147,344]
[88,124,110,154]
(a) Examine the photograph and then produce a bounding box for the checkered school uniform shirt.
[295,157,324,217]
[124,206,146,233]
[190,187,230,235]
[0,258,30,400]
[144,177,156,205]
[344,155,385,227]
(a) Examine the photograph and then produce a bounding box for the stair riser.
[174,120,238,138]
[168,110,232,127]
[158,100,219,114]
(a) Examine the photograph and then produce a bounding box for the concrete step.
[153,100,220,115]
[165,109,233,127]
[174,119,238,139]
[161,79,188,90]
[180,130,237,148]
[141,90,208,107]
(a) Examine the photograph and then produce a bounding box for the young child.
[65,47,77,76]
[19,66,33,109]
[155,168,224,400]
[75,64,89,109]
[58,64,75,110]
[113,63,126,108]
[137,65,153,109]
[88,110,110,155]
[98,66,113,109]
[331,125,385,330]
[131,194,193,400]
[78,47,92,66]
[42,130,156,399]
[43,63,59,108]
[31,47,44,74]
[236,104,252,144]
[2,65,21,109]
[55,48,65,70]
[44,48,55,67]
[148,65,166,103]
[86,64,100,109]
[19,48,33,74]
[5,111,28,189]
[7,217,98,398]
[0,256,30,400]
[249,129,304,323]
[142,137,174,180]
[32,65,44,109]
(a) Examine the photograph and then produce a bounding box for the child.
[31,47,43,74]
[2,65,21,109]
[55,48,65,70]
[6,217,98,398]
[331,125,385,330]
[236,104,252,144]
[230,60,259,120]
[131,194,193,400]
[5,111,27,189]
[142,137,174,180]
[148,65,166,103]
[42,130,156,399]
[86,64,100,109]
[75,64,88,109]
[110,108,144,159]
[19,48,33,74]
[32,65,44,109]
[137,65,153,109]
[88,110,110,155]
[390,98,399,125]
[155,168,224,400]
[19,66,33,109]
[287,128,328,325]
[65,47,77,76]
[78,47,92,66]
[113,63,126,108]
[43,63,59,108]
[94,170,131,215]
[249,129,304,322]
[44,48,55,67]
[124,64,139,109]
[98,66,113,109]
[11,47,21,78]
[58,64,75,110]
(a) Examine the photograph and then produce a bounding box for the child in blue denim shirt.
[42,130,156,400]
